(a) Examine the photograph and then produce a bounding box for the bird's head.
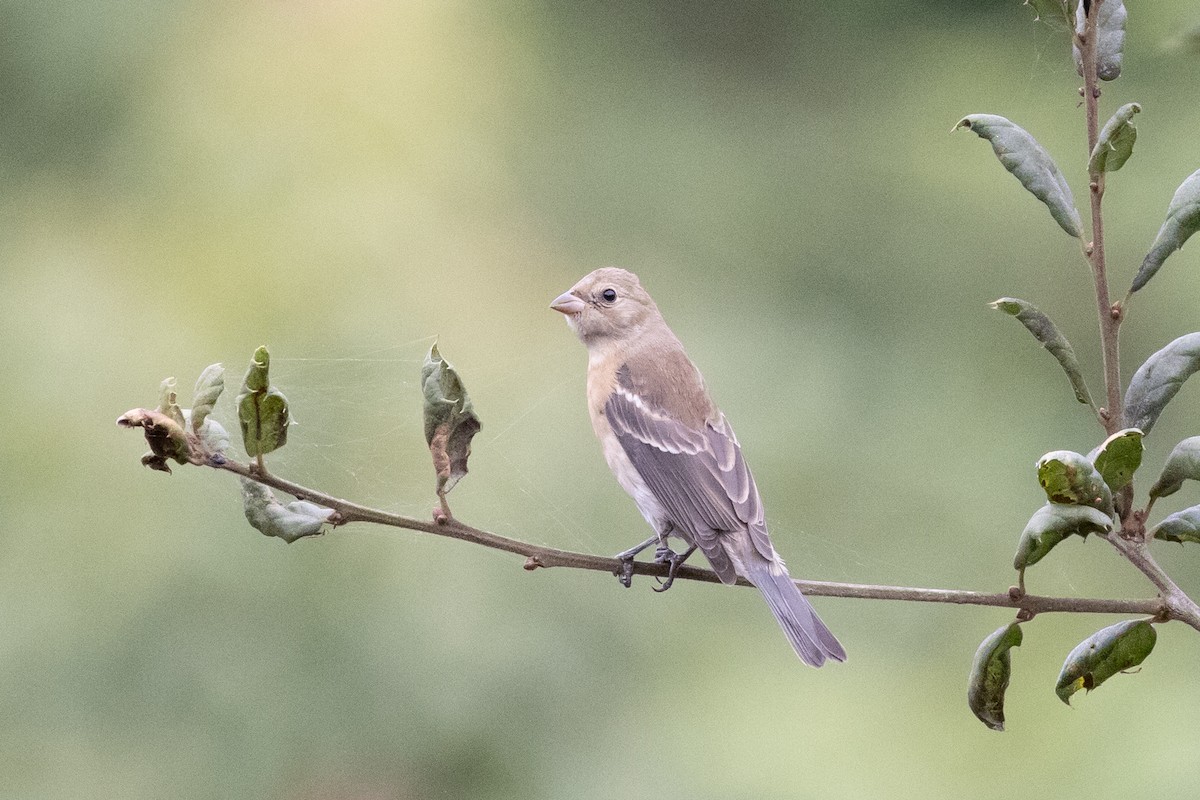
[551,267,660,347]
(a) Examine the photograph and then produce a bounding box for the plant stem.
[211,455,1174,624]
[1080,0,1123,435]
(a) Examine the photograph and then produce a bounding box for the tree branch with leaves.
[119,0,1200,733]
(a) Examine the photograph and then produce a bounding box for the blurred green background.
[4,1,1200,797]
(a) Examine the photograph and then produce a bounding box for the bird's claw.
[612,535,660,588]
[614,556,636,589]
[652,544,696,593]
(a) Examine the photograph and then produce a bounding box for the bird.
[551,267,846,667]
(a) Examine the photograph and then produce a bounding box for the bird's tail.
[747,560,846,667]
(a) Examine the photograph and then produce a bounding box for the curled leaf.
[1055,619,1156,705]
[158,378,185,428]
[182,409,230,457]
[1089,103,1140,174]
[990,298,1093,407]
[1089,428,1143,492]
[1130,169,1200,293]
[1036,451,1114,513]
[967,622,1023,732]
[422,344,481,496]
[1014,503,1113,570]
[117,408,192,473]
[237,346,290,457]
[240,478,335,542]
[1073,0,1127,81]
[1150,505,1200,544]
[955,114,1082,238]
[191,363,225,433]
[1123,332,1200,434]
[1150,504,1200,545]
[1148,436,1200,499]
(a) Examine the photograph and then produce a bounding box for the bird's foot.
[613,535,659,588]
[653,545,697,593]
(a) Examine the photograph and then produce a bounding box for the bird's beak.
[550,291,587,315]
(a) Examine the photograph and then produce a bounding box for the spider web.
[210,334,605,554]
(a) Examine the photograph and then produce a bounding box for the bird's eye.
[601,288,618,303]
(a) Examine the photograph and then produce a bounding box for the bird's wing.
[604,371,776,584]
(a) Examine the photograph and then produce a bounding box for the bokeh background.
[4,1,1200,797]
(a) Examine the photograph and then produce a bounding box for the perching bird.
[551,267,846,667]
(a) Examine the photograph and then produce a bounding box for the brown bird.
[551,267,845,666]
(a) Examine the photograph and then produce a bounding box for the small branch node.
[524,556,545,571]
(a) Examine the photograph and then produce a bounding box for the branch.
[212,455,1170,622]
[1079,0,1124,436]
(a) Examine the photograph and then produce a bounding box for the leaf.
[955,114,1082,238]
[967,622,1023,732]
[1014,503,1113,570]
[422,343,481,495]
[1148,436,1200,499]
[182,409,230,457]
[1089,428,1143,492]
[1036,451,1114,513]
[240,478,335,543]
[117,408,192,473]
[191,363,225,433]
[989,298,1093,407]
[1055,619,1156,705]
[1088,103,1140,174]
[197,417,230,456]
[1130,169,1200,293]
[1123,332,1200,434]
[157,378,185,428]
[237,346,290,457]
[1072,0,1127,81]
[1150,505,1200,544]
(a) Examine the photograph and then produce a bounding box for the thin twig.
[211,455,1172,623]
[1079,0,1123,436]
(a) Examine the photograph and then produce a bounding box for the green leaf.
[1148,436,1200,499]
[1150,505,1200,544]
[1089,103,1140,174]
[989,298,1093,407]
[240,478,335,543]
[1014,503,1113,570]
[116,408,192,473]
[1130,169,1200,293]
[1055,619,1156,705]
[237,346,290,457]
[1036,450,1114,513]
[422,344,482,496]
[191,363,225,433]
[1073,0,1127,81]
[157,377,185,428]
[1089,428,1144,492]
[955,114,1082,238]
[1123,332,1200,434]
[967,622,1023,732]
